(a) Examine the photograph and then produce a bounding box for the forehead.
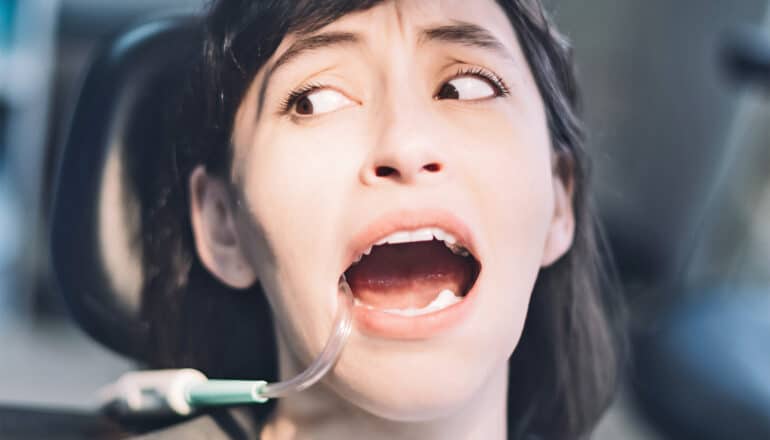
[277,0,516,53]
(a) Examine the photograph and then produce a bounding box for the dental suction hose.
[100,282,354,417]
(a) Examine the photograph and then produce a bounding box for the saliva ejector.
[99,281,354,417]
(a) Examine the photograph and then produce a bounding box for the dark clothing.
[133,408,264,440]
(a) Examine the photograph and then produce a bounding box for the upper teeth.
[378,227,457,245]
[352,227,469,264]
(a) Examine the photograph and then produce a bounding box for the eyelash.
[449,66,511,98]
[278,66,511,115]
[279,81,325,115]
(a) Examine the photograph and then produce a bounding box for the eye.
[435,68,509,101]
[286,87,354,117]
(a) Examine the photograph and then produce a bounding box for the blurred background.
[0,0,769,438]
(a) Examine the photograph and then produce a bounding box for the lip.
[339,209,482,340]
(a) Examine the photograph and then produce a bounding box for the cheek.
[483,143,554,250]
[239,144,330,285]
[234,121,368,338]
[454,105,554,343]
[240,123,358,253]
[240,111,372,220]
[458,106,555,259]
[234,148,331,354]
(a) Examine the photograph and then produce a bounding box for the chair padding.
[50,16,201,359]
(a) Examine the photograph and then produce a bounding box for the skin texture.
[189,0,575,438]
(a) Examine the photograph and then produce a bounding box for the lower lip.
[346,277,481,340]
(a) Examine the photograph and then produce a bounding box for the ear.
[541,154,576,267]
[189,166,257,289]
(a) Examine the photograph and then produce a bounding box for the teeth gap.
[444,241,470,257]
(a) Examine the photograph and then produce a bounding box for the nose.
[359,96,447,186]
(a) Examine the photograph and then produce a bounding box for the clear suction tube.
[184,280,354,407]
[100,281,354,417]
[258,280,354,398]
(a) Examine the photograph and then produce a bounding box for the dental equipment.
[99,281,353,417]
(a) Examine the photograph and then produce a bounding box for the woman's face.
[192,0,574,420]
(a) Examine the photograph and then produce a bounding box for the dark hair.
[140,1,624,438]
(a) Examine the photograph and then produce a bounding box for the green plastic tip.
[186,380,268,408]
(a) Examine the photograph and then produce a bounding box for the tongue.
[344,240,474,309]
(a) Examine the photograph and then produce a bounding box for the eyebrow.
[419,21,511,60]
[257,32,359,115]
[256,22,511,116]
[272,31,361,75]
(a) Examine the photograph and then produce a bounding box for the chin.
[326,317,516,422]
[337,367,488,422]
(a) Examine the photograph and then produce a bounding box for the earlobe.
[541,158,576,268]
[189,166,257,289]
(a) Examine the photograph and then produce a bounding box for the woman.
[138,0,623,438]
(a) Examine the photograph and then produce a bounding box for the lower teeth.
[352,288,462,316]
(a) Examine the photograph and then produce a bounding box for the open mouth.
[341,227,481,317]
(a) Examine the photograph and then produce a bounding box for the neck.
[259,330,509,440]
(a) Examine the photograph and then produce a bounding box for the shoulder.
[130,408,263,440]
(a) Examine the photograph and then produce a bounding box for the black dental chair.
[0,15,201,439]
[50,14,201,365]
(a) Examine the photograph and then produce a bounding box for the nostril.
[423,163,441,172]
[375,166,398,177]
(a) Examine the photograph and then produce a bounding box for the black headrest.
[50,16,201,359]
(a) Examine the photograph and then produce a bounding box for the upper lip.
[341,209,481,276]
